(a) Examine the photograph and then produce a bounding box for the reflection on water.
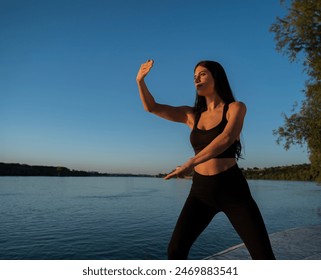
[0,177,320,259]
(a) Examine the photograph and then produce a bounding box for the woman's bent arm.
[137,60,194,126]
[136,78,157,113]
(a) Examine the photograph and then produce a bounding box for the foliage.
[270,0,321,181]
[242,164,315,181]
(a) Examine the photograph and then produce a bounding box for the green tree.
[270,0,321,181]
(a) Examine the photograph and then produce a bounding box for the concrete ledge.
[205,224,321,260]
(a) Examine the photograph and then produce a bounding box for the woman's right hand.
[136,60,154,82]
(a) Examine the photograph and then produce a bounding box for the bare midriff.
[194,158,237,176]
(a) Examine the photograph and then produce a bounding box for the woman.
[136,59,275,260]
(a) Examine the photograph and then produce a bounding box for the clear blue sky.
[0,0,309,174]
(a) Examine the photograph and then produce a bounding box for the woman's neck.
[205,95,224,111]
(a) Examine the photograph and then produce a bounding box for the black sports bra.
[190,103,239,158]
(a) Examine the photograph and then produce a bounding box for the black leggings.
[168,164,275,260]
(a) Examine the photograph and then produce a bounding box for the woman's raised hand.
[136,60,154,82]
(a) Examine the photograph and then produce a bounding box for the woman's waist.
[194,158,237,176]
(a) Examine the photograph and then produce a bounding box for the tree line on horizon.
[0,163,153,177]
[156,164,315,182]
[241,164,315,181]
[0,162,316,181]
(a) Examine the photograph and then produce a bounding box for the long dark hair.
[193,60,236,112]
[193,60,242,159]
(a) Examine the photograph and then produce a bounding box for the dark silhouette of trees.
[270,0,321,181]
[242,164,314,181]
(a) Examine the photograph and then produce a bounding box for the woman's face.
[194,65,215,96]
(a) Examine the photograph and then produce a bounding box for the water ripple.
[0,177,320,260]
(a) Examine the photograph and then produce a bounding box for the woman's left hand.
[164,159,194,180]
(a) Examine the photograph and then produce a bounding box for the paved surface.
[205,224,321,260]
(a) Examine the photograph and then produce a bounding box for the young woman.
[136,59,275,260]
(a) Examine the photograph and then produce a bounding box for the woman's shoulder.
[226,101,247,119]
[227,101,246,111]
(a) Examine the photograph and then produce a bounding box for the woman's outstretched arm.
[136,60,194,127]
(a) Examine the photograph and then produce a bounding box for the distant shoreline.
[0,162,315,182]
[241,163,315,182]
[0,162,155,178]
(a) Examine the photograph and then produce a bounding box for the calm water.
[0,176,320,260]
